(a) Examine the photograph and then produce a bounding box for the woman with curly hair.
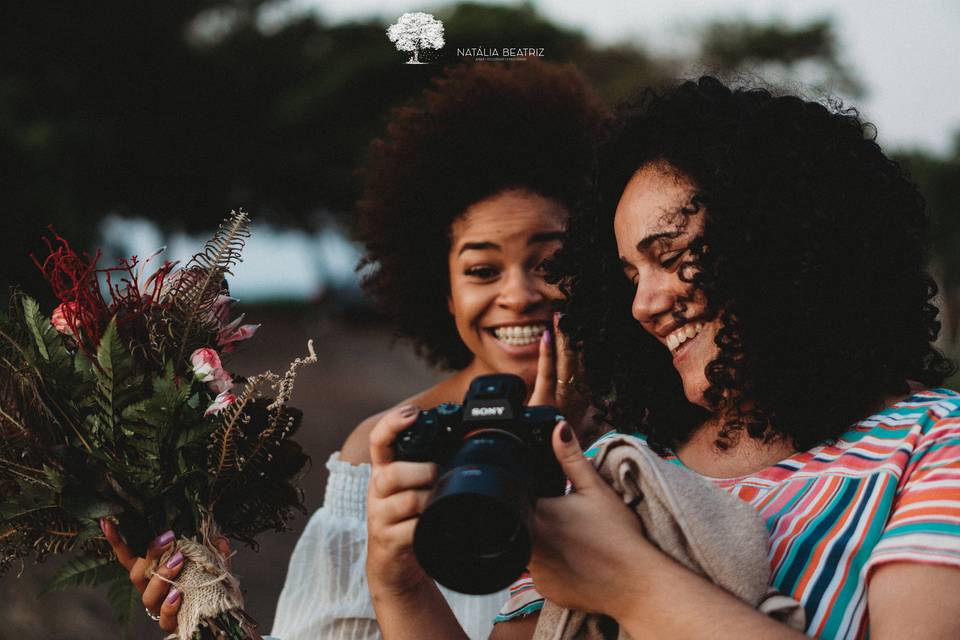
[102,60,606,639]
[368,77,960,639]
[266,61,605,640]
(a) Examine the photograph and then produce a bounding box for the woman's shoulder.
[339,412,386,464]
[853,387,960,438]
[338,382,457,464]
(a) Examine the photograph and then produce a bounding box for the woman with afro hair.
[368,77,960,639]
[266,61,608,640]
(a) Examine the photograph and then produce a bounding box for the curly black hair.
[355,61,608,369]
[554,76,956,453]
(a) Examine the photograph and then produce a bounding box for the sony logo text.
[471,406,505,417]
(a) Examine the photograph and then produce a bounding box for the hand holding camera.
[367,374,564,597]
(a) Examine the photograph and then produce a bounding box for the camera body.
[393,374,565,594]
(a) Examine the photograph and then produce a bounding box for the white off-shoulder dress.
[268,453,508,640]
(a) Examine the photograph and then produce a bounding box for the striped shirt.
[496,388,960,639]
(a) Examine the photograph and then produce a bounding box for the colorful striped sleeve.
[493,571,544,623]
[865,403,960,579]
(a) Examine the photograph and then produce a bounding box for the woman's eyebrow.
[457,241,500,256]
[635,229,681,252]
[528,231,565,245]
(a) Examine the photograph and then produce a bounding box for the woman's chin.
[681,376,710,409]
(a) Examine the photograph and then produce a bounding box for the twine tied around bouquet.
[144,519,257,640]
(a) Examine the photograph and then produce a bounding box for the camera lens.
[412,431,536,594]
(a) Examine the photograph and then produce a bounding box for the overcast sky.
[294,0,960,156]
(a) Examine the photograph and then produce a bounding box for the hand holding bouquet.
[0,211,317,639]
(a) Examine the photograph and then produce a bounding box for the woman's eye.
[660,249,687,269]
[464,266,499,280]
[532,259,550,276]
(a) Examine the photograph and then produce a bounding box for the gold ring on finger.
[145,607,161,622]
[557,375,575,385]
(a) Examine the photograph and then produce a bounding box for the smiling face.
[614,162,717,406]
[447,189,567,385]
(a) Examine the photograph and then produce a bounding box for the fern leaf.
[92,317,135,445]
[22,296,71,373]
[168,210,251,365]
[207,372,275,494]
[38,553,114,596]
[105,567,140,638]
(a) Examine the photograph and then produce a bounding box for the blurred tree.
[0,1,889,302]
[698,18,864,97]
[896,137,960,358]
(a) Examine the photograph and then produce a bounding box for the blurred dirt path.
[0,310,443,639]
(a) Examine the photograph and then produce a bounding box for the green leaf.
[22,296,50,361]
[23,296,72,381]
[41,464,66,492]
[93,317,136,440]
[74,351,95,379]
[105,567,140,638]
[38,553,114,596]
[61,486,124,519]
[0,492,58,519]
[22,296,70,372]
[176,420,216,449]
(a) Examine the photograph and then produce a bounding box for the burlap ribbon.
[144,520,258,640]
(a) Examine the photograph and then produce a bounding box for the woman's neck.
[676,390,914,479]
[674,420,796,479]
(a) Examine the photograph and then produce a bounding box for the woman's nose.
[631,272,676,323]
[497,268,545,311]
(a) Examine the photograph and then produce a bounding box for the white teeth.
[493,324,547,345]
[667,322,704,353]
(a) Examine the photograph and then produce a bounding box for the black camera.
[393,374,565,594]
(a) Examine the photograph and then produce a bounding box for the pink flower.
[190,347,222,382]
[208,367,234,394]
[50,302,79,336]
[190,347,235,393]
[204,390,237,417]
[217,315,260,354]
[211,294,237,328]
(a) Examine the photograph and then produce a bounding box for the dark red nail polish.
[560,424,572,443]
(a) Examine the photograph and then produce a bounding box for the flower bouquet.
[0,211,317,639]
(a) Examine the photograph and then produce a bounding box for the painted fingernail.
[165,551,184,569]
[542,329,551,345]
[560,423,573,443]
[165,588,181,605]
[154,530,175,547]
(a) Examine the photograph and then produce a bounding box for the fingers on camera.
[370,405,420,465]
[373,462,438,497]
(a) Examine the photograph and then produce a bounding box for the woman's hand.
[530,312,589,429]
[101,519,230,633]
[365,404,439,598]
[527,422,657,617]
